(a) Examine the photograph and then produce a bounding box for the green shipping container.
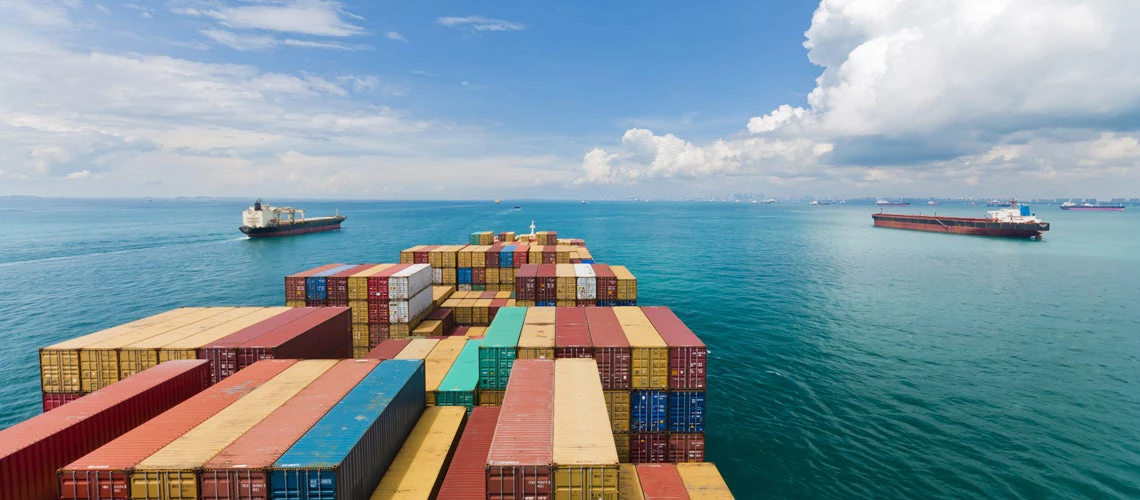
[436,339,482,411]
[470,233,482,245]
[478,307,527,390]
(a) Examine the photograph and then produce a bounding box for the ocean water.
[1,197,1138,499]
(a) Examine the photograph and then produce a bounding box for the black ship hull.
[240,216,345,238]
[873,213,1049,239]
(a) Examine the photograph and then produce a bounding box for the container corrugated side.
[668,391,705,433]
[573,263,597,300]
[632,390,668,433]
[516,307,555,360]
[232,308,352,373]
[676,463,734,499]
[129,360,337,500]
[438,406,499,499]
[156,308,293,366]
[486,360,554,500]
[327,264,379,306]
[642,307,708,391]
[478,307,526,391]
[668,434,705,463]
[618,464,646,500]
[199,308,321,384]
[270,360,426,500]
[604,390,631,434]
[348,265,392,301]
[553,359,619,499]
[630,433,668,464]
[1,360,210,500]
[286,264,344,301]
[437,340,481,410]
[592,264,618,302]
[614,307,669,390]
[369,406,465,499]
[610,265,638,302]
[424,337,466,405]
[40,308,203,395]
[635,464,690,500]
[554,307,592,358]
[395,338,439,360]
[389,263,433,300]
[365,339,413,360]
[584,308,632,390]
[58,360,298,500]
[388,285,433,324]
[199,359,379,500]
[117,308,277,381]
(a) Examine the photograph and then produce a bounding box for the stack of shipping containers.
[515,263,637,307]
[553,359,620,499]
[436,339,482,411]
[485,360,554,499]
[478,307,526,406]
[370,406,466,498]
[423,337,467,405]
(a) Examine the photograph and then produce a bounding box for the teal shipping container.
[437,339,482,411]
[478,307,526,390]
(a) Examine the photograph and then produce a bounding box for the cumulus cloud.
[580,0,1140,194]
[437,16,526,32]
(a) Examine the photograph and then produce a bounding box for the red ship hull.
[873,213,1048,239]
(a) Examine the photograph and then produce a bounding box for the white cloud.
[437,16,526,32]
[201,29,359,51]
[64,170,91,180]
[174,1,365,37]
[386,31,408,43]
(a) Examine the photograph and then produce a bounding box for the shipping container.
[614,307,669,390]
[432,286,455,307]
[1,360,210,500]
[675,463,733,499]
[515,264,537,300]
[306,264,358,302]
[642,307,708,391]
[517,307,555,359]
[584,308,632,390]
[270,360,426,500]
[574,263,597,300]
[395,338,440,360]
[604,390,631,434]
[368,264,412,302]
[58,360,297,500]
[635,464,690,500]
[630,433,668,464]
[399,246,424,264]
[436,340,481,411]
[389,286,433,324]
[554,307,592,359]
[424,337,466,405]
[538,264,557,302]
[437,406,499,499]
[478,307,526,391]
[414,246,436,265]
[155,308,292,368]
[631,390,668,433]
[327,264,378,305]
[369,406,465,499]
[362,339,411,361]
[231,308,352,373]
[42,392,83,411]
[615,433,631,463]
[555,264,576,301]
[486,360,554,500]
[668,391,705,433]
[668,434,705,463]
[553,359,619,500]
[618,464,646,500]
[129,360,337,499]
[389,263,433,300]
[199,359,380,500]
[199,308,321,384]
[349,265,394,301]
[286,264,345,301]
[611,265,637,301]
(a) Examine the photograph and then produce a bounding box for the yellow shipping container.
[517,308,555,359]
[499,267,516,286]
[611,265,637,301]
[442,267,457,285]
[158,308,291,363]
[614,307,668,390]
[285,300,306,308]
[457,246,473,268]
[478,390,504,406]
[473,299,492,325]
[40,308,204,394]
[396,339,440,360]
[130,360,336,500]
[603,390,631,433]
[516,300,536,307]
[352,327,370,349]
[554,359,618,500]
[459,299,479,325]
[470,245,487,268]
[676,463,735,499]
[371,406,466,499]
[556,300,577,307]
[617,464,645,500]
[117,308,280,380]
[496,291,513,300]
[529,246,544,263]
[486,267,500,285]
[79,308,239,393]
[400,246,425,264]
[614,433,630,463]
[424,338,466,405]
[353,346,371,359]
[349,264,394,300]
[466,327,488,338]
[413,320,444,337]
[432,286,454,306]
[391,314,426,340]
[555,264,576,301]
[349,300,369,324]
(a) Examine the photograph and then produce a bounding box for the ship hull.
[240,216,345,238]
[1060,206,1124,211]
[873,214,1048,239]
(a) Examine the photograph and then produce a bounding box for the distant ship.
[876,199,911,206]
[873,200,1049,239]
[239,199,345,238]
[986,199,1011,207]
[810,200,830,206]
[757,198,777,204]
[927,199,941,206]
[1060,201,1125,211]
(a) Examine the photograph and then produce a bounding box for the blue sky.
[2,0,1139,199]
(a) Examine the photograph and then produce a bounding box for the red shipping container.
[2,361,210,500]
[450,326,471,337]
[576,300,596,308]
[668,433,705,463]
[233,308,352,373]
[481,291,498,300]
[42,392,82,412]
[486,360,554,499]
[554,307,593,359]
[57,360,293,500]
[438,406,500,500]
[592,264,618,301]
[472,268,486,285]
[428,308,456,333]
[630,433,668,463]
[537,264,558,301]
[642,307,708,390]
[516,264,538,300]
[198,359,379,500]
[200,308,321,384]
[635,464,690,499]
[367,300,390,324]
[304,299,328,307]
[541,251,556,265]
[485,245,502,268]
[285,264,344,301]
[366,263,412,302]
[585,308,632,390]
[326,264,376,304]
[513,246,528,268]
[364,339,412,360]
[414,245,436,264]
[489,299,509,323]
[369,324,391,346]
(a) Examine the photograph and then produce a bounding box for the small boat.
[494,199,501,204]
[927,200,941,206]
[513,205,521,210]
[810,200,830,206]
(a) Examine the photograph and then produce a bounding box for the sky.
[1,0,1139,200]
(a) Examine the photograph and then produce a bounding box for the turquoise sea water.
[1,198,1138,499]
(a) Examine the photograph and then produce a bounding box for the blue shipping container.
[616,300,637,306]
[499,246,515,268]
[596,300,618,307]
[668,391,705,433]
[581,259,594,264]
[536,300,557,307]
[458,268,473,285]
[270,360,426,499]
[305,264,356,300]
[631,390,667,432]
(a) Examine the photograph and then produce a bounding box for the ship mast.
[529,220,536,237]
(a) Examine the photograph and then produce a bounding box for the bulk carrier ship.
[239,199,345,237]
[873,200,1050,239]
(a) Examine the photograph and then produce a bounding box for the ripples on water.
[1,198,1138,499]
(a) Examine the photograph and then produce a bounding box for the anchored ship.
[876,199,911,206]
[873,200,1050,239]
[1060,201,1125,211]
[239,199,345,237]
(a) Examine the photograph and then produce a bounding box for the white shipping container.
[457,284,473,292]
[389,263,433,300]
[388,285,433,324]
[432,267,443,285]
[574,263,597,300]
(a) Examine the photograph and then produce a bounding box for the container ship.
[239,199,345,237]
[6,225,734,499]
[1060,201,1125,211]
[873,201,1050,239]
[876,199,911,206]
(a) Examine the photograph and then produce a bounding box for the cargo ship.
[1060,201,1125,211]
[876,199,911,206]
[873,201,1050,239]
[239,199,345,237]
